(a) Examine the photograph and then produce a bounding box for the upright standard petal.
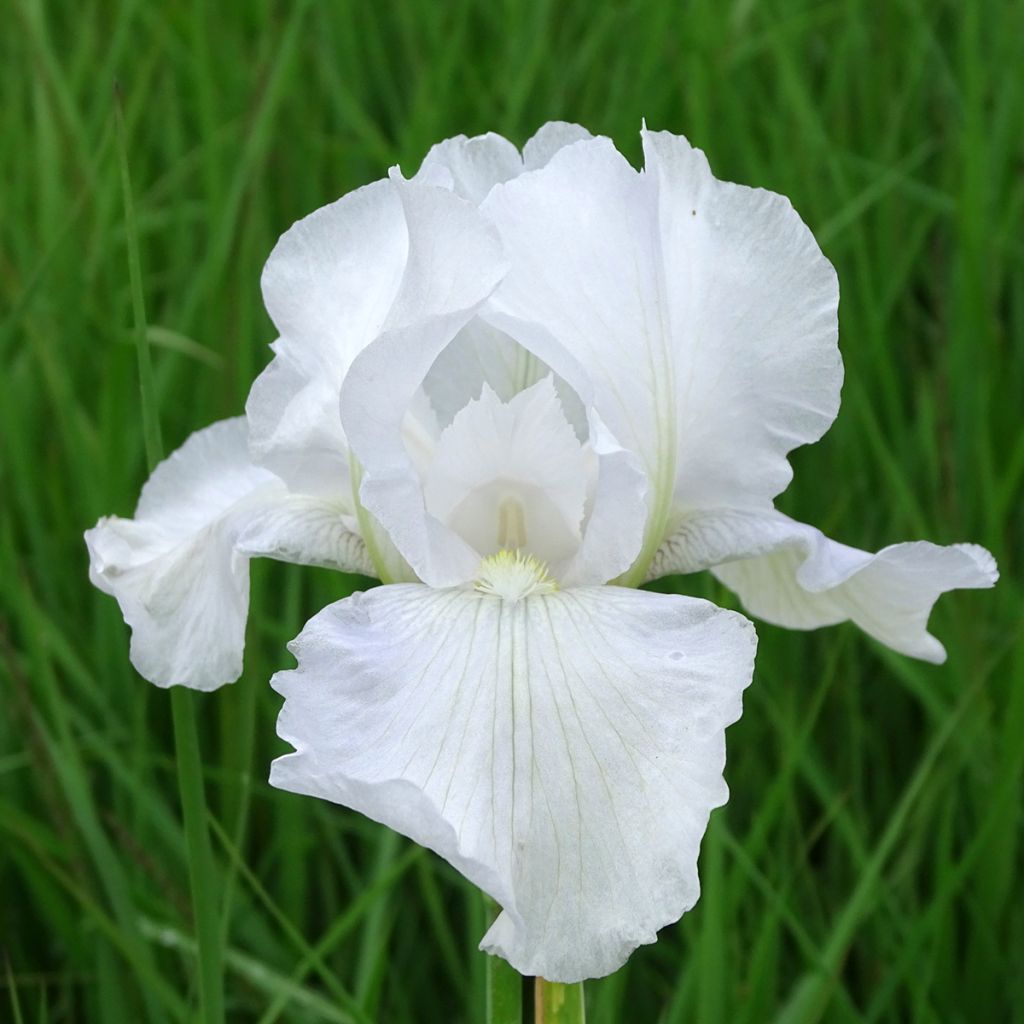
[339,179,509,585]
[85,418,373,690]
[253,124,596,494]
[641,129,842,510]
[249,179,408,491]
[482,130,842,579]
[250,174,506,499]
[271,582,756,981]
[482,139,671,512]
[648,509,997,663]
[251,173,507,582]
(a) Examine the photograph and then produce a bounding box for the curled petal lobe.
[414,132,523,203]
[260,179,406,384]
[271,583,756,981]
[85,418,373,690]
[87,515,248,691]
[649,509,998,663]
[521,121,594,171]
[414,122,594,204]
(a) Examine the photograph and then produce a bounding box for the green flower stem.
[486,954,522,1024]
[535,979,586,1024]
[484,896,522,1024]
[170,689,226,1024]
[116,84,224,1024]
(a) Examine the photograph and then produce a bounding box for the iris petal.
[481,129,843,579]
[85,418,372,690]
[271,582,755,981]
[648,508,998,662]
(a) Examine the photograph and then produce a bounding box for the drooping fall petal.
[85,418,372,690]
[271,580,755,981]
[647,508,998,662]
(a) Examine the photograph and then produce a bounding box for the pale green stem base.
[483,898,585,1024]
[535,978,586,1024]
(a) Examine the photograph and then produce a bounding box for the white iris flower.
[86,123,997,982]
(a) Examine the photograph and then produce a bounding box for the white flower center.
[443,479,580,566]
[474,550,558,601]
[408,375,595,577]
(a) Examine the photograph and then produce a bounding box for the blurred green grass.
[1,0,1021,1021]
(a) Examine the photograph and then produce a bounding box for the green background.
[2,0,1021,1020]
